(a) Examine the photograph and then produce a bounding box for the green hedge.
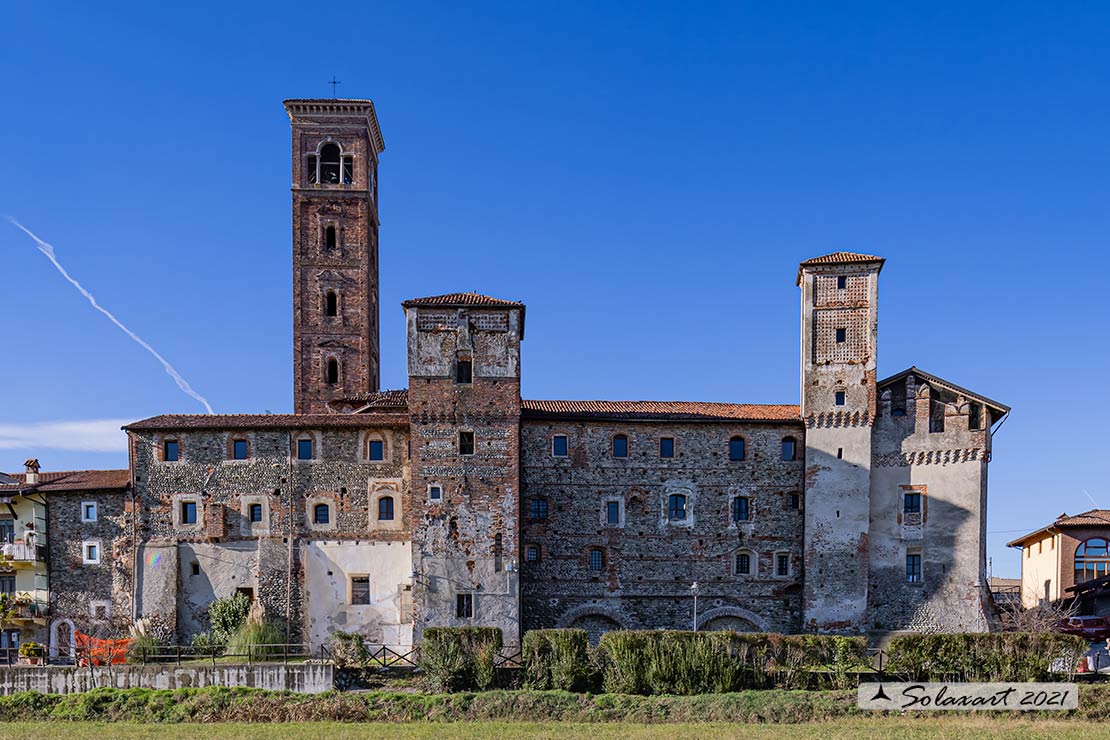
[597,631,869,695]
[419,627,504,691]
[521,629,594,692]
[885,633,1088,682]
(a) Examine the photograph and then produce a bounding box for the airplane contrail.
[8,217,214,414]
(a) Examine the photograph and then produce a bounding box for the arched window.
[1075,538,1110,584]
[667,493,687,521]
[319,143,342,183]
[612,434,628,458]
[729,436,746,461]
[326,358,339,385]
[325,225,337,249]
[377,496,394,521]
[313,503,330,525]
[731,496,750,522]
[781,436,797,461]
[588,548,605,572]
[325,290,338,317]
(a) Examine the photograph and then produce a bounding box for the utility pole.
[691,582,700,631]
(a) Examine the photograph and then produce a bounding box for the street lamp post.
[691,582,700,631]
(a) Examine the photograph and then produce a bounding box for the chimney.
[24,459,40,485]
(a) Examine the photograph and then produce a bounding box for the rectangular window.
[0,629,19,651]
[455,359,472,384]
[297,438,314,460]
[835,327,846,343]
[81,502,98,522]
[248,503,263,523]
[525,545,539,562]
[232,439,248,460]
[835,391,846,406]
[606,501,621,526]
[906,554,922,583]
[351,576,370,605]
[341,156,354,185]
[968,403,982,430]
[84,542,100,564]
[456,593,474,619]
[660,437,675,458]
[732,496,750,522]
[458,431,475,456]
[588,549,605,571]
[306,155,318,184]
[552,435,568,457]
[429,485,443,501]
[837,275,847,289]
[0,520,12,545]
[164,440,180,462]
[776,554,789,577]
[181,501,197,525]
[789,493,800,510]
[903,492,921,514]
[0,575,14,596]
[737,553,751,575]
[529,498,548,520]
[368,440,384,461]
[612,435,628,458]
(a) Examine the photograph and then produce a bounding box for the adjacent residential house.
[1008,510,1110,611]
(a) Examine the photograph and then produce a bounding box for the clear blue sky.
[1,1,1107,577]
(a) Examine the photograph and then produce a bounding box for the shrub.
[885,633,1089,682]
[208,593,252,644]
[419,627,503,691]
[127,632,162,664]
[522,629,594,692]
[17,642,44,659]
[189,631,221,657]
[327,631,370,669]
[225,621,285,660]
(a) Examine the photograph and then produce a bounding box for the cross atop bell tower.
[284,98,385,413]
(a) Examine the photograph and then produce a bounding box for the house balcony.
[8,599,49,626]
[0,542,46,566]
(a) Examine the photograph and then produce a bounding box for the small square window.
[232,439,249,460]
[835,328,846,343]
[776,554,790,577]
[429,484,443,501]
[181,501,197,525]
[459,431,475,456]
[164,440,180,462]
[834,391,846,406]
[456,593,474,619]
[606,501,621,526]
[351,575,370,605]
[588,548,605,572]
[368,440,385,461]
[525,545,540,562]
[837,275,847,289]
[660,437,675,458]
[297,438,314,460]
[83,542,100,564]
[313,503,330,525]
[552,435,568,457]
[248,503,263,523]
[81,502,97,523]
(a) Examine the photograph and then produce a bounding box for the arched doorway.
[570,614,621,646]
[49,618,76,661]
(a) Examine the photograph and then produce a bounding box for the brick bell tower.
[285,99,385,414]
[798,251,884,634]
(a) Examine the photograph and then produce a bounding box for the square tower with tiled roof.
[285,99,385,413]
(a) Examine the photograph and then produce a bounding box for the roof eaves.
[877,366,1011,414]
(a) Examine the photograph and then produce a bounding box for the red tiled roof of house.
[124,413,408,430]
[401,292,524,309]
[1006,509,1110,547]
[330,389,410,407]
[521,399,801,423]
[799,251,885,266]
[0,470,129,492]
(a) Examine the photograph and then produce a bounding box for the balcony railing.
[0,542,46,563]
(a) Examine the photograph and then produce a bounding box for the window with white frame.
[81,501,98,523]
[82,540,102,565]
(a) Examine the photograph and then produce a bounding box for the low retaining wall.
[0,663,333,695]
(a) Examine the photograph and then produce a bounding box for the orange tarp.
[75,631,131,666]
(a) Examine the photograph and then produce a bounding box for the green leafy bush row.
[885,633,1089,682]
[419,627,504,691]
[5,685,1110,723]
[521,629,593,692]
[596,631,869,695]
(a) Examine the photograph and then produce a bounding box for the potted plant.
[18,641,44,666]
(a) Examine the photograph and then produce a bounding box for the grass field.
[0,720,1091,740]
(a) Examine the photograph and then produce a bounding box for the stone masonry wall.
[520,420,805,638]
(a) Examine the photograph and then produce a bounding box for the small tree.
[999,598,1080,633]
[208,593,252,644]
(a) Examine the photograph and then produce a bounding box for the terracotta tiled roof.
[401,292,524,309]
[799,251,885,266]
[330,389,409,408]
[0,470,129,492]
[522,400,801,423]
[1055,510,1110,527]
[124,413,408,431]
